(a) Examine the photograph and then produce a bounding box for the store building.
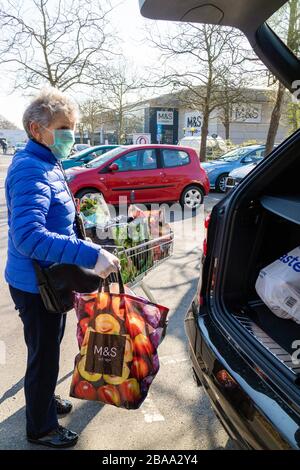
[89,87,291,146]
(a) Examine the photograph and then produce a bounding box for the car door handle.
[99,177,105,181]
[160,171,166,177]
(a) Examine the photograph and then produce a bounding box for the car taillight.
[204,214,211,229]
[203,213,211,256]
[203,238,207,256]
[216,370,237,390]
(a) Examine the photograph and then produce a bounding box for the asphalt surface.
[0,154,231,450]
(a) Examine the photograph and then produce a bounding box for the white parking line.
[141,394,165,423]
[159,354,189,366]
[140,354,189,423]
[141,353,189,423]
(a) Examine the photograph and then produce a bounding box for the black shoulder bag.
[33,162,100,314]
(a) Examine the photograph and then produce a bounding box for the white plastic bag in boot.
[255,246,300,324]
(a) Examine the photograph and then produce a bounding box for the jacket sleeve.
[9,167,100,268]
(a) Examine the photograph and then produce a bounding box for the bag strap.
[93,271,124,317]
[58,161,86,240]
[58,160,78,209]
[32,258,47,283]
[32,160,86,273]
[98,270,124,294]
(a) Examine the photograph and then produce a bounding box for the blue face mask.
[43,128,75,160]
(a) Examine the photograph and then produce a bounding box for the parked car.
[226,145,279,191]
[71,143,91,154]
[13,142,27,155]
[201,145,265,192]
[179,135,227,158]
[62,145,119,169]
[225,160,263,191]
[66,144,209,209]
[141,0,300,450]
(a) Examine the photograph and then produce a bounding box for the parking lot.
[0,155,231,450]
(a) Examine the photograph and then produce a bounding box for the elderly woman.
[5,88,120,448]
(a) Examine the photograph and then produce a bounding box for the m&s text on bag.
[94,346,117,358]
[86,332,126,376]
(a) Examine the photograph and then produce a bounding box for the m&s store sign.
[157,110,174,125]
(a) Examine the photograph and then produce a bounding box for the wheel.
[216,173,229,193]
[75,188,103,202]
[75,189,107,217]
[180,185,204,209]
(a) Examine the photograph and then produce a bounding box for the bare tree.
[147,22,254,161]
[103,62,145,143]
[287,101,300,133]
[79,97,110,145]
[78,62,147,145]
[123,109,145,138]
[265,81,286,154]
[0,0,117,91]
[0,114,19,129]
[265,0,300,155]
[216,72,253,141]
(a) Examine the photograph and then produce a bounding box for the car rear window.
[162,150,190,168]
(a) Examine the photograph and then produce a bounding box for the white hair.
[23,87,79,139]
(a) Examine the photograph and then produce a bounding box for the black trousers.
[9,285,67,438]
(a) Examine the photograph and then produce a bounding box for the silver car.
[226,160,263,191]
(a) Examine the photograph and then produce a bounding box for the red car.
[66,145,209,209]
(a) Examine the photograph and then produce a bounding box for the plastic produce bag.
[70,275,169,409]
[255,246,300,324]
[80,193,111,228]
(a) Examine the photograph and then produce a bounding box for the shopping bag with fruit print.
[70,273,169,409]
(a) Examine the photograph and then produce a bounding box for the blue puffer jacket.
[5,139,101,294]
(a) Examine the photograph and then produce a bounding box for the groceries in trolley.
[78,194,173,284]
[255,246,300,324]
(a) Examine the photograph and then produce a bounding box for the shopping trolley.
[111,232,174,301]
[78,193,174,338]
[105,231,174,343]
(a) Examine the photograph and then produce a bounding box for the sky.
[0,0,162,128]
[0,0,268,129]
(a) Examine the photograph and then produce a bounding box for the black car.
[141,0,300,450]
